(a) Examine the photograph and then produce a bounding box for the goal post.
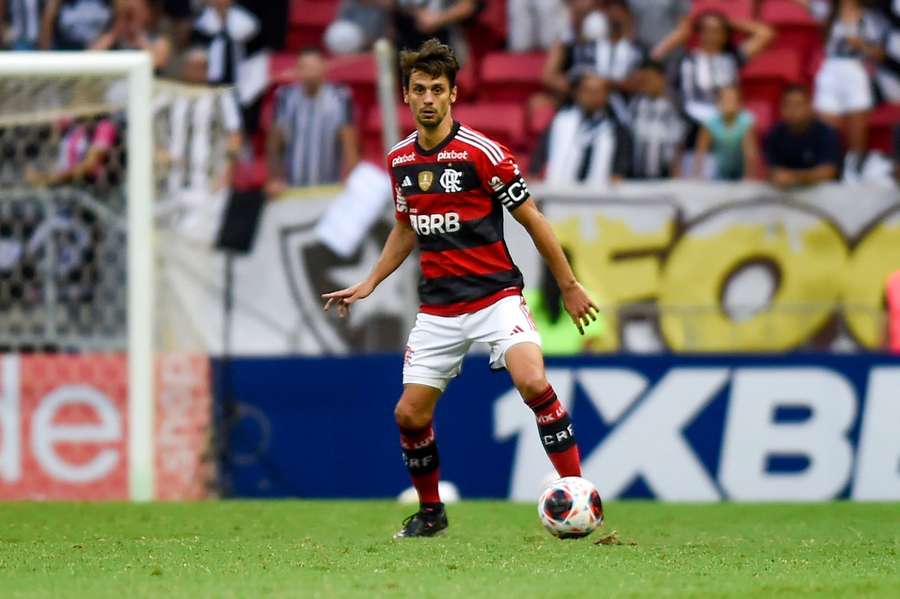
[0,51,155,501]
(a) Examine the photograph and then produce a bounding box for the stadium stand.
[10,0,896,184]
[740,48,804,119]
[479,52,546,103]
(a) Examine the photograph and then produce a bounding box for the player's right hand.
[322,280,375,318]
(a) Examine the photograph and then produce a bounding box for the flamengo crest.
[440,168,463,193]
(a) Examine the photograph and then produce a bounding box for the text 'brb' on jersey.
[387,121,531,316]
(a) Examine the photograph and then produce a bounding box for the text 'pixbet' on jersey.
[386,121,531,316]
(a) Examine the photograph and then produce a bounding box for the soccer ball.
[538,476,604,539]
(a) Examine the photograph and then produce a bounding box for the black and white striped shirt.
[628,94,686,179]
[6,0,43,46]
[877,0,900,99]
[166,89,242,193]
[678,48,745,109]
[190,5,261,86]
[823,12,885,58]
[567,37,645,82]
[274,83,353,187]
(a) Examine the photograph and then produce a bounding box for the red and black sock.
[398,420,442,507]
[525,386,582,478]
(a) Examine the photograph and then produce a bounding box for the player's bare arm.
[511,198,599,335]
[322,219,417,317]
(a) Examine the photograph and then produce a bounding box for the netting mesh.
[0,75,127,351]
[0,75,235,352]
[0,73,226,500]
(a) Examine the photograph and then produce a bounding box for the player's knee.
[514,370,549,402]
[394,399,431,430]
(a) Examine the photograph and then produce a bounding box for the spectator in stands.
[531,72,632,185]
[583,0,645,120]
[191,0,269,135]
[91,0,171,70]
[507,0,567,52]
[873,0,900,103]
[627,60,686,179]
[265,48,359,194]
[190,0,258,85]
[323,0,388,55]
[1,0,44,49]
[693,85,760,180]
[392,0,480,59]
[765,85,841,189]
[541,0,605,101]
[164,47,242,195]
[794,0,886,178]
[25,114,118,188]
[629,0,691,59]
[39,0,112,49]
[657,10,773,126]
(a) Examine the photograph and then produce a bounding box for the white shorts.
[814,58,874,115]
[402,294,542,391]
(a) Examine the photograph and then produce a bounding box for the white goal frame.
[0,52,155,501]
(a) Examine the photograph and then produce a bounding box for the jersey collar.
[415,120,461,156]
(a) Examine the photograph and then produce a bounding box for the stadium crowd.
[1,0,899,190]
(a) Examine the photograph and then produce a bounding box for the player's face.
[404,71,457,130]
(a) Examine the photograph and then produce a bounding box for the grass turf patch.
[0,501,897,598]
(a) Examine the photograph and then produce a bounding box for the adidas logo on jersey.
[392,153,416,167]
[401,176,413,187]
[437,150,469,162]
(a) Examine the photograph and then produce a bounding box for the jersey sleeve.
[386,158,409,223]
[480,144,532,212]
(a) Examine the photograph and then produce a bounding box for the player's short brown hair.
[399,38,460,90]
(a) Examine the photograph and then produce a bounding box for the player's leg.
[504,342,582,478]
[395,383,443,508]
[394,313,467,538]
[468,296,582,478]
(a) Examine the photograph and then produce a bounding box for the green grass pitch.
[0,501,897,598]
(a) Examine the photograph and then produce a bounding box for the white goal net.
[0,53,227,502]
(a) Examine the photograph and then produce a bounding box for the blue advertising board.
[214,354,900,501]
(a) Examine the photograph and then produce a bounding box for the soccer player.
[322,39,599,538]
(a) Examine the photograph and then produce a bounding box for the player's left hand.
[561,282,600,335]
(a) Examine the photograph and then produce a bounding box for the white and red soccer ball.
[538,476,604,539]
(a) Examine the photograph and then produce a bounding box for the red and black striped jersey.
[387,121,532,317]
